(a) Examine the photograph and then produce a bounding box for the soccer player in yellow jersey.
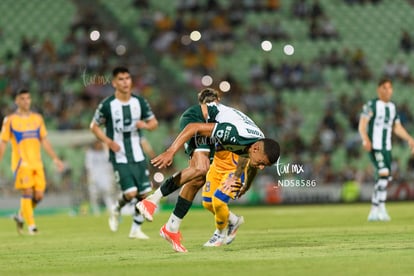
[202,150,257,246]
[0,89,64,235]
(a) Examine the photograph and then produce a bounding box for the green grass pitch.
[1,203,414,276]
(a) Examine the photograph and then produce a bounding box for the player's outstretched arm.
[90,121,120,152]
[393,122,414,154]
[358,116,372,151]
[151,122,215,169]
[41,138,65,172]
[0,140,7,163]
[136,117,158,131]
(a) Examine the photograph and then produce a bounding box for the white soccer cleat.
[225,215,245,244]
[203,232,226,247]
[129,228,150,239]
[378,208,391,221]
[367,208,379,222]
[108,206,120,232]
[28,226,38,235]
[12,214,24,235]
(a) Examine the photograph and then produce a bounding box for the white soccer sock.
[376,178,388,209]
[228,211,238,225]
[378,191,387,209]
[131,214,144,231]
[146,189,163,205]
[166,213,182,233]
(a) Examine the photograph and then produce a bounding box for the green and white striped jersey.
[93,94,155,164]
[178,102,265,157]
[361,98,400,151]
[211,103,265,156]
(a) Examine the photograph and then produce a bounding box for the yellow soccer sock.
[212,196,229,231]
[21,196,35,228]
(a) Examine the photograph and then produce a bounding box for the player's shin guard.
[173,196,192,219]
[160,172,182,197]
[212,190,231,231]
[117,193,130,210]
[21,195,35,227]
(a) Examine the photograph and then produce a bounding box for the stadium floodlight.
[283,44,295,55]
[190,30,201,41]
[261,40,272,52]
[90,30,100,41]
[201,75,213,86]
[219,81,231,92]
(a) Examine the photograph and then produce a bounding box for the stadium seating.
[2,0,414,192]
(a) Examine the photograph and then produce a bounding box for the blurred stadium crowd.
[1,0,414,199]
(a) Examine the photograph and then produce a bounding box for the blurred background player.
[359,78,414,221]
[0,89,64,235]
[85,140,116,216]
[90,66,158,239]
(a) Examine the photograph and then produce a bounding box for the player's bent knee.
[202,200,214,213]
[189,175,206,189]
[191,167,208,178]
[124,190,138,201]
[212,194,228,212]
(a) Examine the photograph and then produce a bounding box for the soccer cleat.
[378,208,391,221]
[12,214,24,235]
[28,227,38,235]
[136,199,157,222]
[108,206,120,232]
[129,228,150,239]
[367,208,379,222]
[225,215,245,244]
[203,232,226,247]
[159,224,188,253]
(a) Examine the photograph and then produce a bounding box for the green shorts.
[369,150,392,180]
[113,161,151,195]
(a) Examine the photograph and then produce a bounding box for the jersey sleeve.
[138,96,155,121]
[361,100,373,119]
[394,111,401,124]
[212,122,260,156]
[0,116,11,142]
[93,102,107,125]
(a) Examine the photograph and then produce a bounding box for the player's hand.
[362,139,372,152]
[222,176,243,199]
[108,140,121,152]
[53,158,65,173]
[151,150,175,169]
[236,184,248,199]
[136,120,147,129]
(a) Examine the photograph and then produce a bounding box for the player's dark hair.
[112,66,130,77]
[261,138,280,165]
[14,89,30,98]
[198,88,220,104]
[378,77,391,87]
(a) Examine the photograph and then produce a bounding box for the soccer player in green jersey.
[90,67,158,238]
[137,88,280,252]
[359,78,414,221]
